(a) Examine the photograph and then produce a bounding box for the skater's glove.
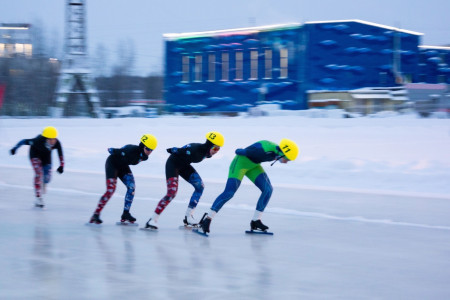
[10,148,16,155]
[57,166,64,174]
[235,148,246,156]
[166,147,178,154]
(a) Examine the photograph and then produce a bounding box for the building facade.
[418,46,450,84]
[0,23,32,58]
[164,19,449,113]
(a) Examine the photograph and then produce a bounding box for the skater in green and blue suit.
[199,139,299,234]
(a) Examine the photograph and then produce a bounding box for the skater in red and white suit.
[10,126,64,208]
[143,131,224,230]
[89,134,157,225]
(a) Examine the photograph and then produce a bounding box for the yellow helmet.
[42,126,58,139]
[141,134,158,150]
[279,139,299,161]
[206,131,224,147]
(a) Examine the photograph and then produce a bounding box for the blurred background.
[0,0,449,118]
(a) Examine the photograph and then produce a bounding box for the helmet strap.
[270,160,277,166]
[270,155,283,166]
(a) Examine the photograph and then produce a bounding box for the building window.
[264,49,272,79]
[280,48,288,78]
[15,43,24,54]
[182,55,190,82]
[5,44,13,56]
[419,54,426,64]
[418,74,427,82]
[403,73,412,83]
[250,50,258,80]
[221,52,229,81]
[379,72,387,85]
[235,51,243,80]
[208,53,215,81]
[24,44,32,57]
[194,54,202,82]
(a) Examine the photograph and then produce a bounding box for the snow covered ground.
[0,114,449,299]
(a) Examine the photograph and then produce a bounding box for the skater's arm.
[168,145,190,156]
[10,139,31,155]
[55,140,64,173]
[166,147,179,154]
[236,141,280,163]
[235,148,247,156]
[108,147,121,155]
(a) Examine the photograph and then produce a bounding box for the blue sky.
[1,0,449,76]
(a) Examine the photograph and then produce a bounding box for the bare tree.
[111,38,136,76]
[93,43,109,77]
[0,20,60,116]
[30,19,47,58]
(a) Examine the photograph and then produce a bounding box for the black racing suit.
[11,135,64,197]
[154,140,215,214]
[94,144,149,214]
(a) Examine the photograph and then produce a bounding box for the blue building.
[163,19,448,113]
[418,46,450,84]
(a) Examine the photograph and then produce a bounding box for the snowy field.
[0,115,449,299]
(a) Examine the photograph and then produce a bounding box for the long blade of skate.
[245,230,274,235]
[116,221,139,226]
[192,228,208,237]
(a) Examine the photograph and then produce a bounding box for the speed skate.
[245,230,274,235]
[179,224,198,230]
[116,221,138,227]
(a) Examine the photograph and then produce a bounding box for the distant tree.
[0,20,60,116]
[144,75,163,99]
[111,38,136,76]
[30,20,47,58]
[95,74,163,107]
[93,43,109,77]
[47,28,62,59]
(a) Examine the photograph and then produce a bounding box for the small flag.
[0,84,6,110]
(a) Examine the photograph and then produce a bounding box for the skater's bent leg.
[121,173,135,211]
[30,158,43,198]
[94,178,117,214]
[187,172,204,209]
[154,177,178,215]
[210,178,241,213]
[43,164,52,184]
[253,172,273,212]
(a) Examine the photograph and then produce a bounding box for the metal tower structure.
[53,0,101,117]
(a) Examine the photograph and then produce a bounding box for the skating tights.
[211,178,241,212]
[154,177,178,214]
[121,173,135,211]
[95,178,117,214]
[254,172,273,212]
[31,158,52,197]
[187,172,204,209]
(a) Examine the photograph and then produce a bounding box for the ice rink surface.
[1,116,449,299]
[1,166,449,300]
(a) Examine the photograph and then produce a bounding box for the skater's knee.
[264,184,273,196]
[167,189,177,199]
[127,182,135,193]
[106,178,117,194]
[221,189,236,201]
[43,175,51,184]
[166,179,178,198]
[189,173,204,192]
[107,178,117,185]
[194,182,204,194]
